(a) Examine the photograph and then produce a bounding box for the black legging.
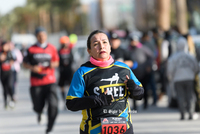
[30,84,58,132]
[133,73,151,110]
[1,70,14,107]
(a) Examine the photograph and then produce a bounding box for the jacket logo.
[100,73,119,84]
[93,73,127,101]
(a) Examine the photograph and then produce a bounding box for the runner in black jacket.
[58,36,73,105]
[0,41,16,109]
[66,30,144,134]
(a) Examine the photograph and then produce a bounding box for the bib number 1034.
[101,117,127,134]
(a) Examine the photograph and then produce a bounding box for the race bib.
[101,117,127,134]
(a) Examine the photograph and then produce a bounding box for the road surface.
[0,69,200,134]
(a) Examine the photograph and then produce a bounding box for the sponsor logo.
[102,118,109,123]
[100,73,119,84]
[93,73,127,101]
[34,53,51,60]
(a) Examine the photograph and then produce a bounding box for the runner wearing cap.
[23,26,59,134]
[110,31,133,68]
[58,36,74,107]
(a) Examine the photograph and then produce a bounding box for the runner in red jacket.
[23,27,59,134]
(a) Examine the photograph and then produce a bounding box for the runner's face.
[36,31,47,44]
[2,43,10,52]
[111,38,121,49]
[87,33,111,61]
[131,40,138,46]
[63,42,70,48]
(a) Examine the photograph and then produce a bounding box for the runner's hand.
[31,65,42,73]
[97,91,113,106]
[104,90,114,104]
[0,54,6,62]
[124,75,137,91]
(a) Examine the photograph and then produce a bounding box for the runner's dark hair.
[87,30,109,49]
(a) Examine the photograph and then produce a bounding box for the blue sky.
[0,0,26,15]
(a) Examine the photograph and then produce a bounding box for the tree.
[0,0,84,39]
[27,0,81,33]
[156,0,171,31]
[175,0,188,34]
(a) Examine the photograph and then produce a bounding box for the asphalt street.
[0,69,200,134]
